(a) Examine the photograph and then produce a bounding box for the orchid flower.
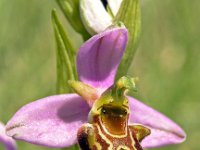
[0,122,16,150]
[5,27,185,148]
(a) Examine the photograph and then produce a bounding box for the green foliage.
[115,0,141,78]
[56,0,90,40]
[52,9,77,94]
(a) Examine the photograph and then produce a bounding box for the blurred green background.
[0,0,199,150]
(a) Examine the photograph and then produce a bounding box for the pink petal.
[6,94,90,148]
[77,27,128,90]
[0,122,16,150]
[128,96,186,148]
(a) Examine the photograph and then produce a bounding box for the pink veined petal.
[128,96,186,148]
[6,94,90,148]
[77,27,128,91]
[0,122,16,150]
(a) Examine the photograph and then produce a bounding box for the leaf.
[114,0,141,78]
[56,0,90,40]
[52,9,77,94]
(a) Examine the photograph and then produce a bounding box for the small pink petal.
[6,94,90,148]
[0,122,16,150]
[77,27,128,90]
[128,96,186,148]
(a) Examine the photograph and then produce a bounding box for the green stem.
[115,0,141,78]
